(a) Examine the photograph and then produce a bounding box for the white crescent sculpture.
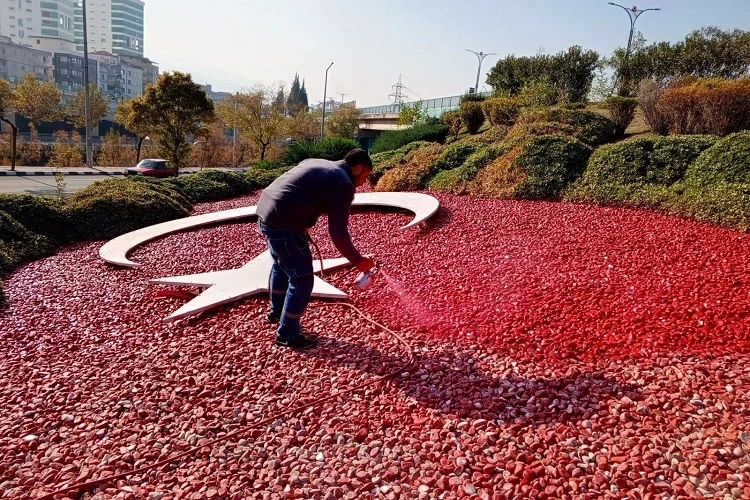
[98,191,440,322]
[99,192,439,268]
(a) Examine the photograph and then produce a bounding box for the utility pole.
[466,50,497,94]
[608,3,661,95]
[82,0,93,167]
[337,92,348,104]
[321,62,333,140]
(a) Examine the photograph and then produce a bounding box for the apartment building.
[73,0,143,57]
[0,34,52,83]
[0,0,76,45]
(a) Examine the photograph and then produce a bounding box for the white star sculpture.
[150,251,352,322]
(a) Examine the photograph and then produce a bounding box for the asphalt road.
[0,175,105,195]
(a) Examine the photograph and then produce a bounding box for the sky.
[143,0,750,108]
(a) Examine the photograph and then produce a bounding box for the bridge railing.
[359,91,493,118]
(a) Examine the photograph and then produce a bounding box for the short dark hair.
[344,148,373,171]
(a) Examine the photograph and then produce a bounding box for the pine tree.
[287,73,301,113]
[299,79,309,111]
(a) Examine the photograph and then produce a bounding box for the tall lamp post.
[320,62,333,140]
[608,3,661,94]
[81,0,93,167]
[466,50,497,94]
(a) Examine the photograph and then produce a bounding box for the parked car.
[124,159,177,178]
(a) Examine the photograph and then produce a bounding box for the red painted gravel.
[1,192,749,499]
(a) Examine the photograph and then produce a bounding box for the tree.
[286,108,321,142]
[13,73,62,128]
[326,107,360,138]
[0,75,61,171]
[115,98,153,163]
[299,79,309,111]
[68,85,109,129]
[0,79,19,171]
[487,46,600,103]
[286,73,309,114]
[123,71,215,169]
[218,85,286,161]
[397,101,426,126]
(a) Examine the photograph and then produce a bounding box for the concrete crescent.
[99,192,440,268]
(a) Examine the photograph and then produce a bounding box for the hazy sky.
[143,0,750,107]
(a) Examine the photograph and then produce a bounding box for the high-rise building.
[0,0,75,44]
[73,0,143,58]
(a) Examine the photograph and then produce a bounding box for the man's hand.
[357,256,375,273]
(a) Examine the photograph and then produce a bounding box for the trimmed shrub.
[253,159,283,170]
[370,141,433,185]
[428,143,510,194]
[371,124,448,154]
[0,209,56,275]
[685,131,750,186]
[482,97,521,127]
[471,135,591,199]
[246,166,290,190]
[442,110,462,139]
[638,79,669,135]
[517,80,557,108]
[177,169,254,201]
[507,121,577,142]
[282,137,359,166]
[657,78,750,136]
[564,135,718,206]
[460,101,485,135]
[604,96,638,136]
[546,109,617,146]
[0,194,70,243]
[127,176,193,211]
[460,93,486,103]
[433,143,480,173]
[65,179,191,240]
[667,181,750,232]
[375,143,443,192]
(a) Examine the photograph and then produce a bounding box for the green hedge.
[428,143,509,193]
[0,209,56,275]
[65,179,192,240]
[370,123,448,154]
[282,137,359,166]
[684,131,750,186]
[0,194,70,243]
[513,135,593,200]
[370,141,433,185]
[545,109,617,147]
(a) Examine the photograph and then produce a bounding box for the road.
[0,175,105,196]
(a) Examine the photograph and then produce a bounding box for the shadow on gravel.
[302,337,641,425]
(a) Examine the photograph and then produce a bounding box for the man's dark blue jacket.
[256,158,363,266]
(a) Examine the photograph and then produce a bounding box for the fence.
[358,91,493,118]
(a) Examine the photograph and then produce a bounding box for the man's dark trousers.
[258,218,314,340]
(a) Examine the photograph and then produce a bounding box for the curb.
[0,170,208,177]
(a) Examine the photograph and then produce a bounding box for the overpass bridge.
[355,92,491,148]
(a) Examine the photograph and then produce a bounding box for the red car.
[124,159,177,178]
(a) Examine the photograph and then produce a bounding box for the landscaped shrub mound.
[428,143,512,194]
[0,194,70,244]
[565,135,720,207]
[684,131,750,186]
[523,109,617,146]
[127,176,194,211]
[282,137,359,166]
[167,169,255,202]
[64,178,191,240]
[460,125,508,146]
[668,181,750,231]
[246,166,291,189]
[4,193,750,499]
[0,210,55,274]
[369,141,433,185]
[370,123,448,154]
[374,142,443,191]
[471,135,592,199]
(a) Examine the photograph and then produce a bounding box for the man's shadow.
[302,336,640,425]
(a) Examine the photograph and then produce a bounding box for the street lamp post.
[608,2,661,95]
[466,50,497,94]
[81,0,93,167]
[193,140,207,170]
[321,62,333,140]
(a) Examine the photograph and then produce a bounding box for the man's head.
[344,148,373,187]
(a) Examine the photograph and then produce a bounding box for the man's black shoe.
[267,312,280,324]
[275,333,316,349]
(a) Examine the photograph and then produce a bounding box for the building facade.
[0,0,75,45]
[119,53,156,92]
[53,50,96,98]
[73,0,143,57]
[0,34,52,84]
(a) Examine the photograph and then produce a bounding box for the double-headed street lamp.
[608,2,661,94]
[466,50,497,94]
